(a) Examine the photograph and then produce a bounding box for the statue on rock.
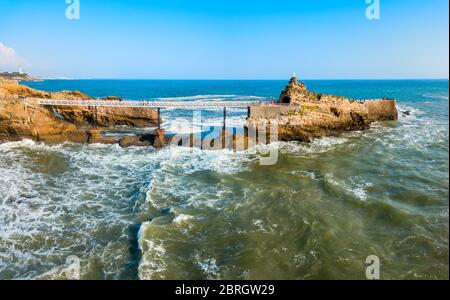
[279,73,307,104]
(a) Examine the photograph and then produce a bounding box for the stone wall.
[364,99,398,121]
[248,104,301,120]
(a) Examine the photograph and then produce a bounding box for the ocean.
[0,79,448,279]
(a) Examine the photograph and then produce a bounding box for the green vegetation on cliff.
[0,72,37,81]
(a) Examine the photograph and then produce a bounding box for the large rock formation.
[0,80,161,128]
[247,76,398,142]
[51,105,160,128]
[0,80,162,144]
[279,76,308,104]
[0,96,89,144]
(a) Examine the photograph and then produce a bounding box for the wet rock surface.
[118,129,166,148]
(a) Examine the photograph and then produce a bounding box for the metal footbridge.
[37,99,260,108]
[37,99,265,130]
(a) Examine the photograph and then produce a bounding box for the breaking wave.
[423,93,449,100]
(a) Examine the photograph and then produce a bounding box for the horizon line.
[32,77,450,81]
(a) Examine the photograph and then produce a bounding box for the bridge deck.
[37,99,261,108]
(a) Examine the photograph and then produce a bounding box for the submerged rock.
[87,129,117,144]
[118,129,166,148]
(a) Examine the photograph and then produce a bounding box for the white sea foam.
[423,93,449,100]
[0,139,64,152]
[0,140,167,279]
[162,118,203,134]
[172,214,194,224]
[374,103,448,155]
[136,144,264,279]
[194,115,246,128]
[252,219,274,233]
[324,174,373,201]
[162,115,246,134]
[2,89,448,280]
[397,104,424,121]
[274,136,349,158]
[138,222,168,280]
[195,256,220,279]
[143,146,255,211]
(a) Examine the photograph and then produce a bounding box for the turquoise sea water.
[0,79,448,279]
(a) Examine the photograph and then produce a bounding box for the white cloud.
[0,42,27,70]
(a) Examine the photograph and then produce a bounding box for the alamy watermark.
[167,111,279,166]
[63,255,81,280]
[66,0,80,20]
[365,255,380,279]
[365,0,380,20]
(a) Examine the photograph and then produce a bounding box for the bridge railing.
[36,98,392,108]
[37,99,264,108]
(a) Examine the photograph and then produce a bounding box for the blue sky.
[0,0,448,79]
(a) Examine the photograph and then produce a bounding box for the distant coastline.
[0,72,40,82]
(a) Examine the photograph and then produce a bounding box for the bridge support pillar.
[222,107,227,148]
[223,107,227,131]
[92,106,98,129]
[157,108,161,129]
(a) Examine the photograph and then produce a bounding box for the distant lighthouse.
[19,66,23,74]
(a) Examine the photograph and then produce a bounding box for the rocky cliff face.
[279,76,308,104]
[248,77,398,142]
[52,105,160,128]
[0,80,161,144]
[0,96,89,144]
[0,79,91,99]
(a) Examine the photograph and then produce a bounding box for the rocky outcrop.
[118,129,166,148]
[279,76,308,104]
[0,79,91,99]
[0,80,162,145]
[0,80,161,128]
[87,129,117,144]
[0,96,89,144]
[247,76,398,142]
[52,105,160,128]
